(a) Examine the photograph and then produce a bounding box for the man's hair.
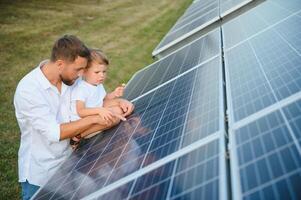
[50,35,90,62]
[87,49,109,68]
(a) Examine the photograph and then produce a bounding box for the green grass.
[0,0,192,199]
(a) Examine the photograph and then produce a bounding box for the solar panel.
[222,0,301,49]
[152,0,260,57]
[230,109,301,200]
[89,138,226,200]
[33,54,224,199]
[152,0,219,56]
[224,6,301,122]
[223,0,301,199]
[125,28,221,101]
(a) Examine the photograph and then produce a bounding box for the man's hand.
[119,99,134,117]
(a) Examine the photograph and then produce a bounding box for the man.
[14,35,134,200]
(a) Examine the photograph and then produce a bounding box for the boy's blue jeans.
[21,180,40,200]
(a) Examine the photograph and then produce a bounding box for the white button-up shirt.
[14,60,73,186]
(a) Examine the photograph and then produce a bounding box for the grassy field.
[0,0,192,199]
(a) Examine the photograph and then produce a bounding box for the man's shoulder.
[15,68,41,97]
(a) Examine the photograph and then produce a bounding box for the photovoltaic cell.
[33,56,223,199]
[230,108,301,200]
[95,139,224,200]
[125,28,221,101]
[223,0,301,50]
[225,8,301,122]
[153,0,219,55]
[172,0,217,32]
[225,41,277,122]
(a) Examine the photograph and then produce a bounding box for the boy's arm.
[77,100,126,121]
[104,92,117,100]
[76,100,102,118]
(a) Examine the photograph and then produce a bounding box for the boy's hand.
[98,107,127,122]
[98,107,115,122]
[112,83,125,98]
[107,108,127,121]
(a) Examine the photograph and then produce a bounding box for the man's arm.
[15,89,109,142]
[60,115,107,140]
[79,119,119,138]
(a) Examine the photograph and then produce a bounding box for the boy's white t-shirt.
[70,79,106,121]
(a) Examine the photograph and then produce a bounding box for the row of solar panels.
[33,0,301,199]
[152,0,256,57]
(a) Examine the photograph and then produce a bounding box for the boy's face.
[84,62,107,85]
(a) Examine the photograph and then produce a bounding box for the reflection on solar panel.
[93,139,226,200]
[33,0,301,199]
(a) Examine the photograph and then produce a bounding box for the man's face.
[60,56,87,86]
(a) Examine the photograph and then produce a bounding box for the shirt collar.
[36,60,52,90]
[35,60,70,95]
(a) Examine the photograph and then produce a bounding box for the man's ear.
[55,59,65,73]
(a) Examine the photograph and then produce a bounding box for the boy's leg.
[21,180,40,200]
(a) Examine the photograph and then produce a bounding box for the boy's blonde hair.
[87,49,109,68]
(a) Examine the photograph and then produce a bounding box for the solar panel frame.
[220,0,254,17]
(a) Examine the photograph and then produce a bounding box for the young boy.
[70,49,127,146]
